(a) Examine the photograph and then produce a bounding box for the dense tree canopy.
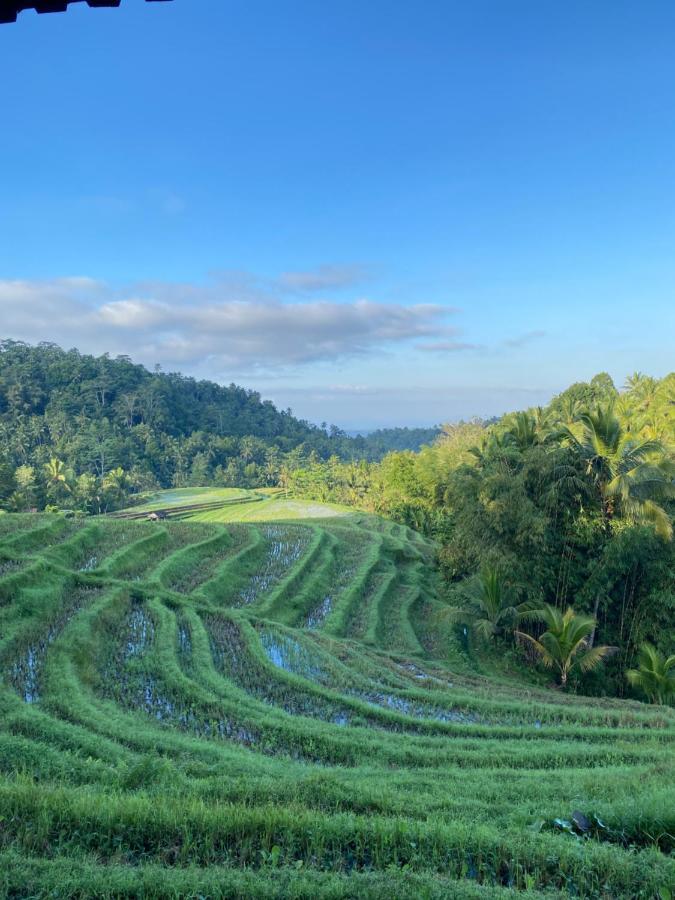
[1,344,672,699]
[0,341,425,512]
[286,372,674,697]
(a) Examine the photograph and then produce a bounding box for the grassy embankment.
[0,492,672,898]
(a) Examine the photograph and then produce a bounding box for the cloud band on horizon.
[0,276,460,373]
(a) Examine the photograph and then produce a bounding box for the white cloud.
[417,340,483,353]
[503,329,546,348]
[0,276,455,373]
[98,299,172,328]
[276,264,368,293]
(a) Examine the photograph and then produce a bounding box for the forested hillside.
[1,341,673,702]
[0,343,444,515]
[352,426,443,456]
[0,341,371,511]
[288,372,675,699]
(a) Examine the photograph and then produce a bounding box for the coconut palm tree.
[624,372,658,410]
[469,431,517,468]
[505,412,541,452]
[101,467,133,510]
[558,394,582,426]
[647,373,675,443]
[566,405,673,539]
[44,456,70,488]
[516,605,615,688]
[44,457,73,504]
[626,644,675,705]
[443,566,527,642]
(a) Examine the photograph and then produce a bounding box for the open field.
[0,497,673,898]
[118,486,255,510]
[116,487,350,522]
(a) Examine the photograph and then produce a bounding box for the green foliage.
[566,406,674,538]
[0,504,673,897]
[442,566,527,642]
[353,425,442,456]
[0,341,402,516]
[289,373,673,698]
[626,644,675,705]
[516,606,616,688]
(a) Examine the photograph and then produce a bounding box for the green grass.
[0,493,672,898]
[120,486,254,511]
[117,487,350,522]
[188,493,351,522]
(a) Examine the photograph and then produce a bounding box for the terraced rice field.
[117,487,351,523]
[0,502,673,898]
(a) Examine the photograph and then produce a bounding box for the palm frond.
[574,644,617,674]
[515,630,554,668]
[518,605,550,624]
[641,500,673,541]
[474,618,497,640]
[433,605,471,625]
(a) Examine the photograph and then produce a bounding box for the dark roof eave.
[1,0,172,25]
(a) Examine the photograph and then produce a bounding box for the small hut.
[146,510,168,522]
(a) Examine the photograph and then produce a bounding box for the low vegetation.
[0,341,435,517]
[286,372,675,699]
[0,494,673,897]
[0,347,672,896]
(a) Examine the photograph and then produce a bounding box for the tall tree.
[566,405,673,539]
[517,605,615,688]
[626,644,675,705]
[443,566,527,641]
[44,457,73,503]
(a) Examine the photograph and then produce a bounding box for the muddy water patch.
[305,562,357,630]
[124,606,155,659]
[8,584,103,703]
[0,559,25,577]
[177,619,192,661]
[259,629,328,683]
[209,617,354,725]
[396,662,452,686]
[355,690,482,725]
[111,670,259,747]
[234,526,311,607]
[305,595,333,629]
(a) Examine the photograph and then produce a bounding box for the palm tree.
[558,394,582,427]
[624,372,658,410]
[516,605,615,688]
[505,412,540,451]
[44,457,72,499]
[566,405,674,539]
[646,373,675,443]
[102,467,133,505]
[469,432,517,468]
[443,566,527,641]
[626,644,675,705]
[278,465,291,496]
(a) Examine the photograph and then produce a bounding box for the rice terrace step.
[0,491,672,898]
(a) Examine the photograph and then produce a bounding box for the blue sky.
[1,0,673,429]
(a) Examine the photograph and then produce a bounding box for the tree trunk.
[587,594,601,649]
